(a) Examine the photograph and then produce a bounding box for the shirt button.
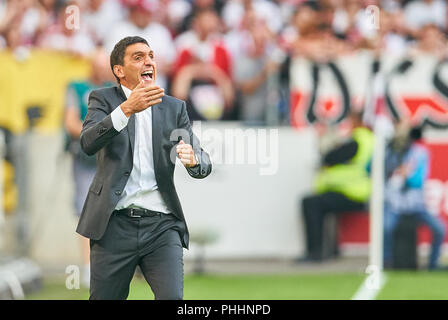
[115,190,122,196]
[124,172,130,176]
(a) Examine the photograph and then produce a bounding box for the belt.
[114,208,162,218]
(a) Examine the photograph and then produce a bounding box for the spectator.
[63,47,113,288]
[383,123,446,270]
[328,0,363,43]
[81,0,124,46]
[225,4,259,59]
[104,0,176,89]
[279,2,350,62]
[404,0,446,35]
[410,23,448,59]
[177,0,223,35]
[0,0,51,49]
[37,0,95,56]
[151,0,193,35]
[280,1,320,52]
[222,0,283,34]
[379,8,411,56]
[0,0,44,60]
[232,14,283,124]
[293,25,350,63]
[297,111,374,262]
[0,1,23,50]
[276,0,302,26]
[171,8,234,120]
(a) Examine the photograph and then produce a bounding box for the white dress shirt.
[111,85,171,213]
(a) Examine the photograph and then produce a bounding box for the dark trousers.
[301,192,366,260]
[89,212,186,300]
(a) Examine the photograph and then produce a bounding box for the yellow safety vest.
[314,127,374,202]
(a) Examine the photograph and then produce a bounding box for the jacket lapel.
[127,114,135,155]
[151,102,162,169]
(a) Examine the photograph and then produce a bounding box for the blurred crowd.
[1,0,447,124]
[0,0,447,273]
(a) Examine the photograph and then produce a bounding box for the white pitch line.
[352,271,387,300]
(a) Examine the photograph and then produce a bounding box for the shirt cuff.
[111,105,129,132]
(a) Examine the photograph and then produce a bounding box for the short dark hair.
[110,36,149,83]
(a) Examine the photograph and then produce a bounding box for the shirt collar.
[121,84,132,99]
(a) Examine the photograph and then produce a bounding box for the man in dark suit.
[76,36,212,300]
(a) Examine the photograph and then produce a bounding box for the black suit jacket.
[75,85,212,248]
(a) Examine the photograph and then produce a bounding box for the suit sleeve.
[80,90,121,156]
[177,101,212,179]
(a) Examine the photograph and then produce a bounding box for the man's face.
[114,42,157,89]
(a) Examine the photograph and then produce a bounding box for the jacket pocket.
[89,179,103,195]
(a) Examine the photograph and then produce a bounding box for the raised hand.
[176,140,197,167]
[120,80,165,117]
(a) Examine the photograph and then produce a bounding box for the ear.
[113,65,124,81]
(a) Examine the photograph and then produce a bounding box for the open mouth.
[141,69,153,81]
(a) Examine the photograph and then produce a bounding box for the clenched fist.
[176,140,198,167]
[120,80,164,117]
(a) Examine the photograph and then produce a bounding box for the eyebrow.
[132,50,154,57]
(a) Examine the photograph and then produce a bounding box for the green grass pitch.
[25,272,448,300]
